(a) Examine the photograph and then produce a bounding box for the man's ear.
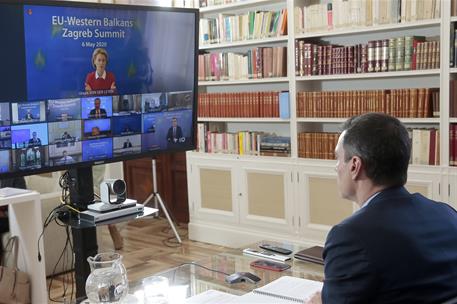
[350,156,363,180]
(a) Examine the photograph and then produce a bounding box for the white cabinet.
[238,160,295,233]
[188,151,447,247]
[295,160,357,242]
[187,155,239,224]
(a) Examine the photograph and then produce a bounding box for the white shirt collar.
[95,70,106,80]
[360,191,381,209]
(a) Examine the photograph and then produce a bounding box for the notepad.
[184,290,239,303]
[237,276,323,303]
[0,187,32,198]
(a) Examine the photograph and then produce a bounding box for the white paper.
[235,292,298,303]
[184,290,239,304]
[253,276,323,302]
[0,187,31,197]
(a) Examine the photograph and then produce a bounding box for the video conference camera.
[100,179,127,204]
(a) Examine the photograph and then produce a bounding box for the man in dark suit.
[309,113,457,304]
[166,117,183,145]
[28,131,42,147]
[89,98,107,119]
[123,138,132,148]
[24,109,34,120]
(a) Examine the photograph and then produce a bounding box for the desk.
[128,241,324,302]
[0,191,47,303]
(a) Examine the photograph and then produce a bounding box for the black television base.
[68,166,98,302]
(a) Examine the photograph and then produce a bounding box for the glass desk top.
[126,241,324,303]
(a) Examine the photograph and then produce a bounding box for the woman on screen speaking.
[85,48,117,92]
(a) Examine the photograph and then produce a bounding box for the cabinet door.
[238,162,294,234]
[446,169,457,210]
[406,167,442,201]
[187,158,238,224]
[296,163,357,243]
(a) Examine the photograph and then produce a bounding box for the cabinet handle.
[298,216,301,227]
[292,216,294,226]
[238,193,242,196]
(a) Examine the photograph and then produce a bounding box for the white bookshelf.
[188,0,455,248]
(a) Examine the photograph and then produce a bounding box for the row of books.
[295,36,439,76]
[197,124,291,156]
[198,47,287,81]
[298,132,339,160]
[294,0,440,34]
[449,80,457,118]
[297,128,439,165]
[200,10,288,45]
[450,124,457,166]
[296,88,439,118]
[198,91,290,118]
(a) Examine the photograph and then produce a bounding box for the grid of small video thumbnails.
[0,91,193,174]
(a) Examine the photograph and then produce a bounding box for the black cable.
[48,222,74,303]
[37,204,65,262]
[177,262,230,276]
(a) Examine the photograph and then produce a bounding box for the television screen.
[0,1,197,177]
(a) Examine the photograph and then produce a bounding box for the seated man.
[309,113,457,303]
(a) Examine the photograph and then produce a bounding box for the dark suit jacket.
[166,126,183,142]
[89,108,107,118]
[322,186,457,304]
[28,138,42,146]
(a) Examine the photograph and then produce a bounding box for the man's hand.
[306,291,322,304]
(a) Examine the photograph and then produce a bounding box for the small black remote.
[259,244,292,255]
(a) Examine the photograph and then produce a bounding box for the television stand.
[66,166,158,302]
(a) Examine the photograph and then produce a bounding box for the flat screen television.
[0,0,198,178]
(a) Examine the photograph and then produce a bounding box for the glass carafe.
[85,252,129,303]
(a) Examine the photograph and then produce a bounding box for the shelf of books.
[186,0,457,247]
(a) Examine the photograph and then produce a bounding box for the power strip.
[243,248,291,262]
